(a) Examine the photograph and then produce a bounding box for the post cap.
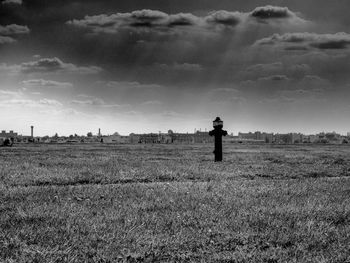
[213,117,223,128]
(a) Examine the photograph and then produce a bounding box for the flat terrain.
[1,143,349,262]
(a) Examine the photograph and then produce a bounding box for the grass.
[0,143,350,262]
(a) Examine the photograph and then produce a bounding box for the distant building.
[291,133,303,143]
[103,134,129,144]
[238,131,273,143]
[238,132,256,140]
[193,131,213,143]
[138,133,160,143]
[170,132,194,144]
[129,133,141,144]
[309,135,318,143]
[275,134,293,144]
[259,133,273,143]
[0,130,18,138]
[131,130,214,144]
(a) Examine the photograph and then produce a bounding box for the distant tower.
[98,128,101,137]
[31,126,34,138]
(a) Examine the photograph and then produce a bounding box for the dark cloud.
[21,57,66,72]
[250,6,294,19]
[255,32,350,50]
[105,81,162,90]
[240,62,311,81]
[0,58,102,75]
[67,6,305,35]
[246,62,283,72]
[21,79,73,88]
[0,35,15,44]
[284,46,309,51]
[167,13,199,27]
[239,72,331,106]
[299,75,330,87]
[71,98,105,106]
[155,62,203,72]
[66,10,201,33]
[1,98,62,107]
[0,24,29,45]
[1,0,22,5]
[205,10,243,26]
[0,24,29,35]
[141,100,163,105]
[258,75,290,81]
[20,57,102,74]
[247,5,307,26]
[206,88,246,104]
[261,89,325,104]
[310,40,350,50]
[70,97,127,108]
[61,5,308,76]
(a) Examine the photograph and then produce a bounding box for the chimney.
[98,128,101,137]
[31,126,34,138]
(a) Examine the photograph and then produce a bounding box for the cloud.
[206,88,246,104]
[155,62,203,72]
[0,24,30,35]
[255,32,350,50]
[161,110,182,118]
[0,58,102,75]
[0,88,63,108]
[71,98,105,106]
[105,81,162,90]
[70,97,127,108]
[267,87,326,104]
[205,11,244,27]
[67,10,201,34]
[20,57,102,74]
[239,62,312,83]
[141,100,163,105]
[258,75,290,81]
[241,72,331,103]
[167,13,200,27]
[239,74,291,95]
[21,79,73,89]
[246,62,283,72]
[289,64,311,73]
[67,6,306,34]
[1,98,62,107]
[2,0,22,5]
[250,6,295,19]
[0,36,16,44]
[0,63,20,74]
[299,75,330,87]
[0,24,29,45]
[0,89,22,99]
[38,99,63,107]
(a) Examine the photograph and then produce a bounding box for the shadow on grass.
[28,176,213,188]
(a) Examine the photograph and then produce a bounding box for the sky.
[0,0,350,136]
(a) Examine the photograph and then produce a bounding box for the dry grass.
[0,143,350,262]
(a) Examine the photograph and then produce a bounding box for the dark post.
[209,117,227,162]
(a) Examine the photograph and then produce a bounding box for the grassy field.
[1,143,349,262]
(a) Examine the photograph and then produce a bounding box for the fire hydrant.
[209,117,227,162]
